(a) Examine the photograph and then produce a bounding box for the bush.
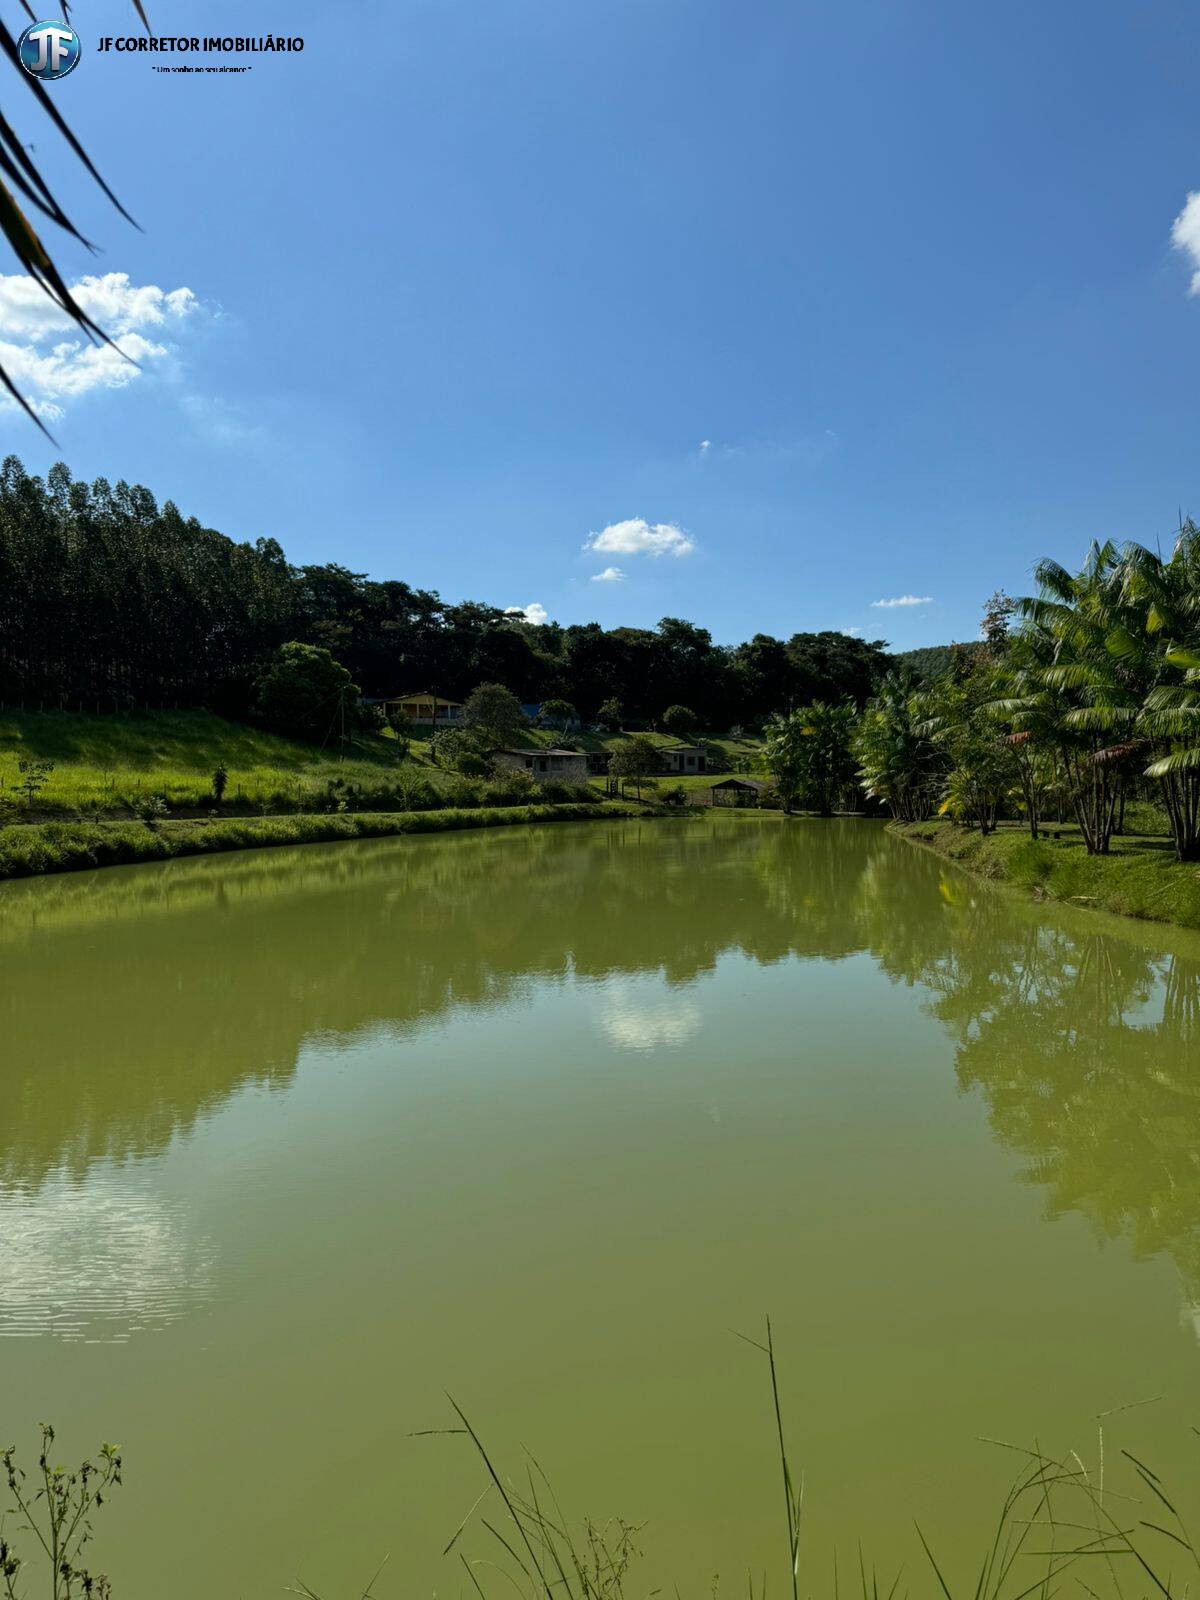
[480,771,540,806]
[429,730,474,770]
[538,780,594,803]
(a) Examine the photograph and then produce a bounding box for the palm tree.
[1011,542,1142,855]
[1115,525,1200,861]
[853,672,940,822]
[0,7,146,430]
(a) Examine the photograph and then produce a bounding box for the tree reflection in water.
[4,815,1200,1312]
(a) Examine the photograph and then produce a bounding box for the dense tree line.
[0,457,889,727]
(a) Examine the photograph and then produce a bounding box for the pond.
[1,816,1198,1596]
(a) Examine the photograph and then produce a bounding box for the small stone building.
[490,748,590,784]
[659,745,708,775]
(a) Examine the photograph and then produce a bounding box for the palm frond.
[0,10,144,430]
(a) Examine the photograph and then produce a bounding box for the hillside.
[0,709,764,820]
[888,641,981,682]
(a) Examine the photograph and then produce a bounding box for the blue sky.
[3,0,1199,648]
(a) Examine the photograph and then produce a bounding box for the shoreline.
[0,801,653,884]
[890,819,1200,933]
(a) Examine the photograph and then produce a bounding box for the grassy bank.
[0,801,646,883]
[893,818,1200,930]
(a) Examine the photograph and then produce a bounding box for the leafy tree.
[787,632,889,707]
[760,713,807,814]
[662,704,699,737]
[460,682,526,747]
[799,700,860,816]
[16,757,54,811]
[762,702,859,815]
[733,634,796,721]
[609,735,660,797]
[537,698,577,731]
[597,696,622,729]
[254,642,360,743]
[918,655,1010,835]
[429,729,474,770]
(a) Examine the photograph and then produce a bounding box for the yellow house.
[382,692,463,727]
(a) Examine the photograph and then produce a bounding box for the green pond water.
[2,816,1199,1596]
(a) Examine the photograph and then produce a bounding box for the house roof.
[664,744,705,753]
[490,747,585,758]
[384,691,463,705]
[710,777,767,790]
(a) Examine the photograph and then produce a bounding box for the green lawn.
[406,723,763,767]
[0,709,764,821]
[0,709,413,817]
[895,818,1200,931]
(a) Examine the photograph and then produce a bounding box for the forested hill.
[1,457,917,728]
[890,642,981,682]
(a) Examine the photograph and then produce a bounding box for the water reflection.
[0,820,884,1191]
[0,1167,215,1341]
[3,817,1200,1322]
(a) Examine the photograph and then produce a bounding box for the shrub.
[480,772,540,806]
[429,729,474,770]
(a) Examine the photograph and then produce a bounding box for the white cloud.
[590,565,625,583]
[692,430,839,467]
[0,271,198,417]
[585,518,695,559]
[840,625,864,637]
[505,602,549,625]
[1172,192,1200,295]
[871,594,933,608]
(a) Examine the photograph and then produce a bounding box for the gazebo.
[708,777,768,808]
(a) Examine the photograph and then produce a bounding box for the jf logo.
[17,19,82,80]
